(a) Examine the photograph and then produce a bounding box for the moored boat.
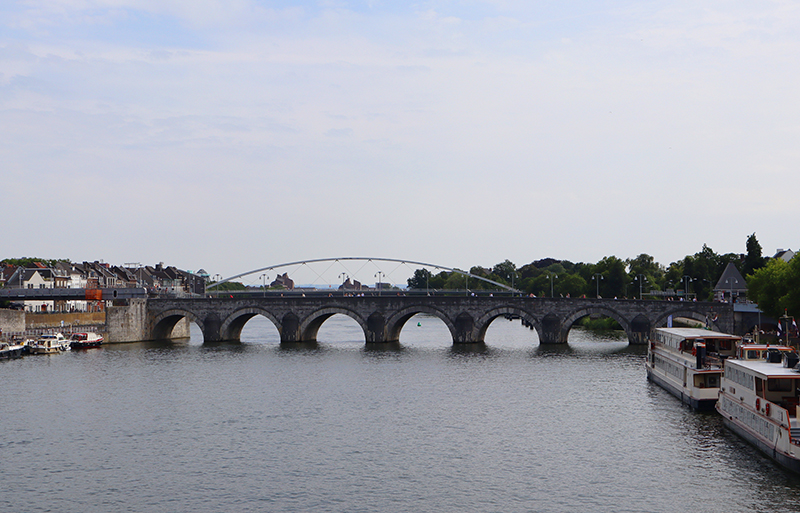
[0,341,24,359]
[717,348,800,473]
[646,327,741,410]
[26,333,68,354]
[69,332,103,350]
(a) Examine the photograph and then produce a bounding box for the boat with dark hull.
[68,332,103,350]
[0,342,24,359]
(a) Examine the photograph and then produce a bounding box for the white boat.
[717,348,800,473]
[0,342,24,359]
[69,332,103,350]
[646,327,741,410]
[27,333,68,354]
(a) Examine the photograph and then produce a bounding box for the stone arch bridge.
[107,296,733,345]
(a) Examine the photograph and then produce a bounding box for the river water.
[4,315,800,512]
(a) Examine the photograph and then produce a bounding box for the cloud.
[1,1,799,274]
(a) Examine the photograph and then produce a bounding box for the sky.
[2,0,799,281]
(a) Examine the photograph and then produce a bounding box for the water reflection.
[449,342,490,355]
[364,341,403,352]
[278,340,320,352]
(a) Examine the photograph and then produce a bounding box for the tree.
[407,269,432,290]
[667,244,731,301]
[748,255,800,319]
[742,233,766,277]
[748,258,791,319]
[492,260,517,285]
[592,256,627,298]
[627,253,665,291]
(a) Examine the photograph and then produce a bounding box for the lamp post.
[212,274,221,296]
[339,273,348,296]
[260,273,268,297]
[593,273,603,298]
[636,274,647,300]
[683,275,692,301]
[426,269,430,296]
[509,272,517,297]
[374,271,385,296]
[548,274,558,298]
[780,311,793,346]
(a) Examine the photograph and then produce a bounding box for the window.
[768,378,793,392]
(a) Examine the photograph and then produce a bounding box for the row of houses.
[0,261,208,313]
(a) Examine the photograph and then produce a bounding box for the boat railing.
[704,353,723,368]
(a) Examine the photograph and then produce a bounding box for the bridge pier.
[201,313,222,342]
[629,314,651,345]
[454,312,478,344]
[279,312,301,343]
[366,312,390,343]
[540,313,566,344]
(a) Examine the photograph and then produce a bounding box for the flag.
[794,319,799,334]
[778,321,783,337]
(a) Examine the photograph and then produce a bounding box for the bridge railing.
[201,289,531,298]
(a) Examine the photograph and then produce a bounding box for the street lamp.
[339,273,348,296]
[548,274,558,298]
[683,275,692,300]
[592,273,603,298]
[374,271,385,296]
[427,269,431,296]
[212,274,222,296]
[636,274,647,300]
[260,273,268,297]
[509,272,517,297]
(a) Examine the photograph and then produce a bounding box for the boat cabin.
[726,357,800,417]
[652,327,741,366]
[736,345,795,361]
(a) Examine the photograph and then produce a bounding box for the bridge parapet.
[104,296,734,346]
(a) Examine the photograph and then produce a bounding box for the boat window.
[768,378,793,392]
[720,340,732,351]
[756,378,764,396]
[747,350,760,359]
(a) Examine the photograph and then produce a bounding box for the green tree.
[667,244,733,301]
[407,269,432,290]
[748,255,800,319]
[444,271,467,290]
[627,253,665,292]
[1,257,70,268]
[592,256,627,298]
[492,260,517,285]
[208,281,246,291]
[742,233,766,277]
[557,273,588,298]
[429,271,449,289]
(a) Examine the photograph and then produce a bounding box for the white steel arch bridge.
[207,257,519,293]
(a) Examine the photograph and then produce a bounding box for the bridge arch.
[559,305,634,344]
[151,308,203,340]
[298,307,369,343]
[474,306,541,343]
[219,307,282,342]
[385,305,458,343]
